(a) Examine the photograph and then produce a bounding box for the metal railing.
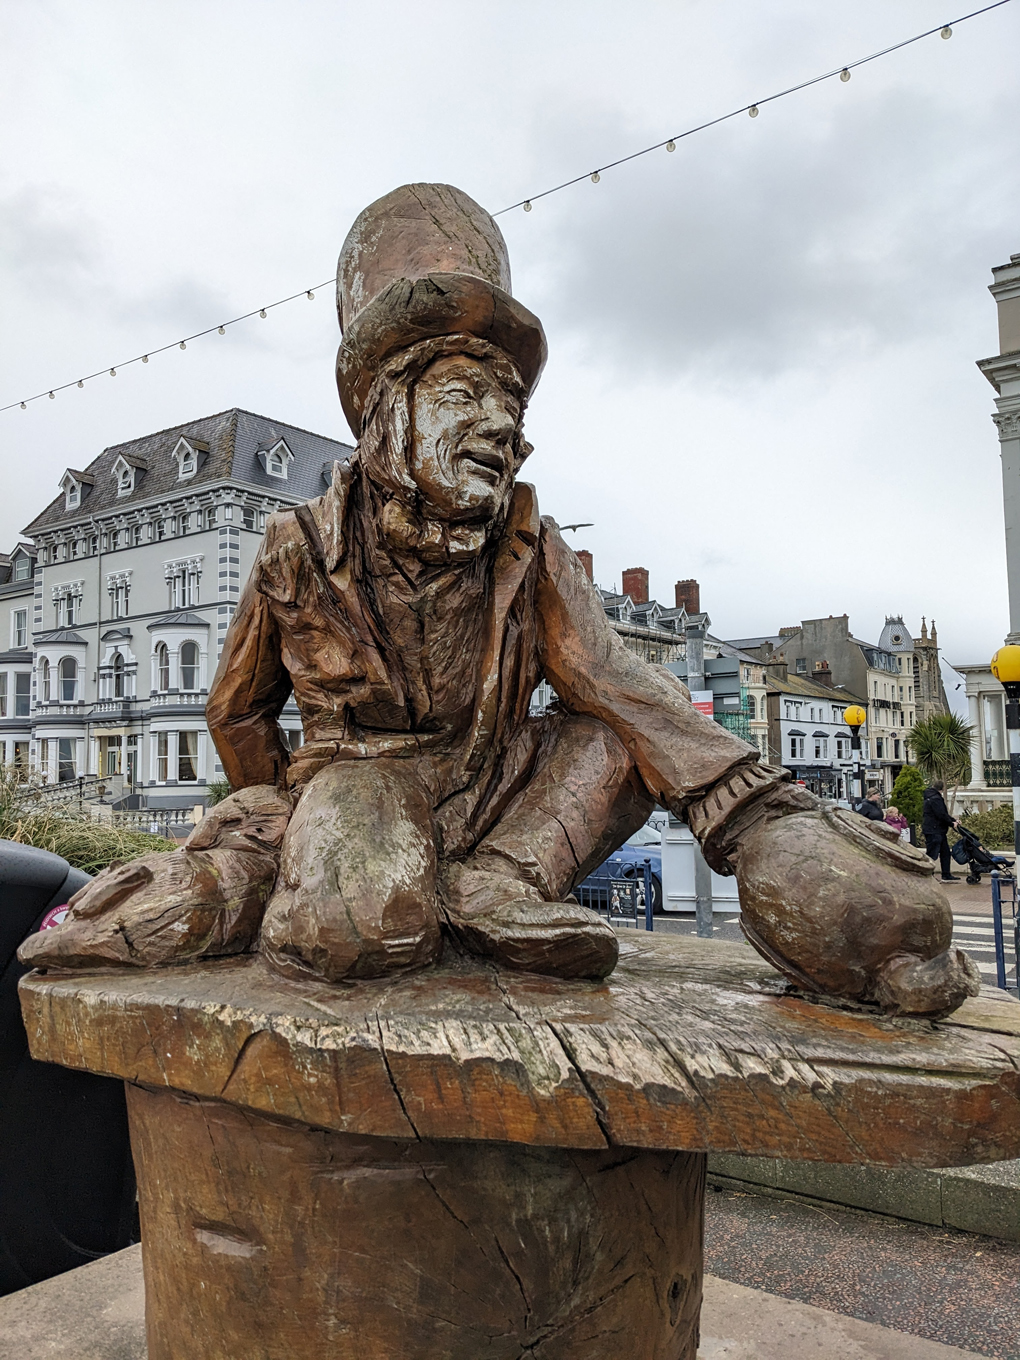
[990,869,1019,995]
[577,867,655,931]
[984,760,1012,788]
[30,775,104,807]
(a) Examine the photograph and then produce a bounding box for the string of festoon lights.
[2,0,1012,417]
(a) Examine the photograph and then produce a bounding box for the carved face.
[409,355,521,522]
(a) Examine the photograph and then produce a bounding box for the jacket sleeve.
[933,793,955,828]
[206,562,293,791]
[535,519,758,812]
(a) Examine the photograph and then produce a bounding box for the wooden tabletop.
[19,932,1020,1167]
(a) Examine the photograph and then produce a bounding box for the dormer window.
[13,554,31,581]
[172,437,207,481]
[59,469,91,512]
[111,455,142,497]
[258,439,293,480]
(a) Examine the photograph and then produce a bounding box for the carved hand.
[18,786,292,972]
[729,804,980,1016]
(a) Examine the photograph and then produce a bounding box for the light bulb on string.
[306,291,314,300]
[218,326,225,335]
[20,402,26,409]
[590,171,600,184]
[666,140,675,152]
[49,392,55,399]
[180,342,186,350]
[748,105,759,118]
[840,68,851,81]
[109,369,116,377]
[77,380,83,388]
[142,355,148,363]
[523,201,532,212]
[941,25,952,38]
[260,309,267,318]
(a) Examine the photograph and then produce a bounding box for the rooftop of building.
[23,408,355,536]
[767,672,867,705]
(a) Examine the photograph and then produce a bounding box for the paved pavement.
[0,1243,997,1360]
[705,1183,1020,1359]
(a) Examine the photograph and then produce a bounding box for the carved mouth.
[461,447,506,477]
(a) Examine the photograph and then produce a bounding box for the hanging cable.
[492,1,1011,215]
[2,0,1012,416]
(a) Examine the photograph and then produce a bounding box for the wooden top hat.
[335,183,547,436]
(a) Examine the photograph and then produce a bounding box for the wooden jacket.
[206,467,756,819]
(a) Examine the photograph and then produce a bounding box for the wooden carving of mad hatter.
[21,184,980,1015]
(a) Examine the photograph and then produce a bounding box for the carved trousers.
[260,711,653,979]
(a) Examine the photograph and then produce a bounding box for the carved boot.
[686,763,980,1016]
[440,851,619,979]
[18,786,292,971]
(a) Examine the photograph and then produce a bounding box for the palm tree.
[905,714,974,810]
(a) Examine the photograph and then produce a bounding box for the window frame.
[58,657,77,703]
[177,730,199,782]
[179,641,200,692]
[155,642,171,693]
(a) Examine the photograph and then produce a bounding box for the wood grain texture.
[20,932,1020,1167]
[130,1085,703,1360]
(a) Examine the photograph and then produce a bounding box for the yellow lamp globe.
[990,645,1020,685]
[843,704,867,732]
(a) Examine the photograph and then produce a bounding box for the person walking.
[922,781,960,882]
[855,787,885,821]
[884,805,910,843]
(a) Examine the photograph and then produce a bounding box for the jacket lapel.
[464,482,540,773]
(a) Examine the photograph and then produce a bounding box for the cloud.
[517,85,1016,380]
[0,185,100,299]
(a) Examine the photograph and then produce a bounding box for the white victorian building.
[0,408,352,807]
[954,250,1020,813]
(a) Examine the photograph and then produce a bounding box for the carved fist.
[18,786,292,972]
[732,807,981,1016]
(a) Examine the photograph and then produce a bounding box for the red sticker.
[39,906,69,931]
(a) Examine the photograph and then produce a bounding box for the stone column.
[978,253,1020,642]
[967,690,984,787]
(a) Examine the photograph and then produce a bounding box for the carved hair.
[354,334,532,504]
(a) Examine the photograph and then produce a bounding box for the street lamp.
[844,704,867,805]
[990,645,1020,855]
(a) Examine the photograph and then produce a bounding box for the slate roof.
[147,612,208,631]
[24,409,355,536]
[35,629,88,645]
[766,672,866,705]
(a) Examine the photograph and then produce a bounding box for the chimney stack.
[675,578,700,614]
[576,549,594,582]
[622,567,649,604]
[814,661,833,687]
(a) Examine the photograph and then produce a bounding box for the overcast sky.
[2,0,1017,687]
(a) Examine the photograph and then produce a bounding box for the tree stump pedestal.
[20,933,1020,1360]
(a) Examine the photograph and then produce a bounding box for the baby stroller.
[951,825,1015,885]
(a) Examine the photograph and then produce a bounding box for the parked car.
[579,823,663,913]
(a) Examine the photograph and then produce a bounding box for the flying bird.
[558,522,594,533]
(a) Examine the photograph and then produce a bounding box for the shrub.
[889,766,925,827]
[206,777,233,807]
[958,803,1015,851]
[0,766,174,877]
